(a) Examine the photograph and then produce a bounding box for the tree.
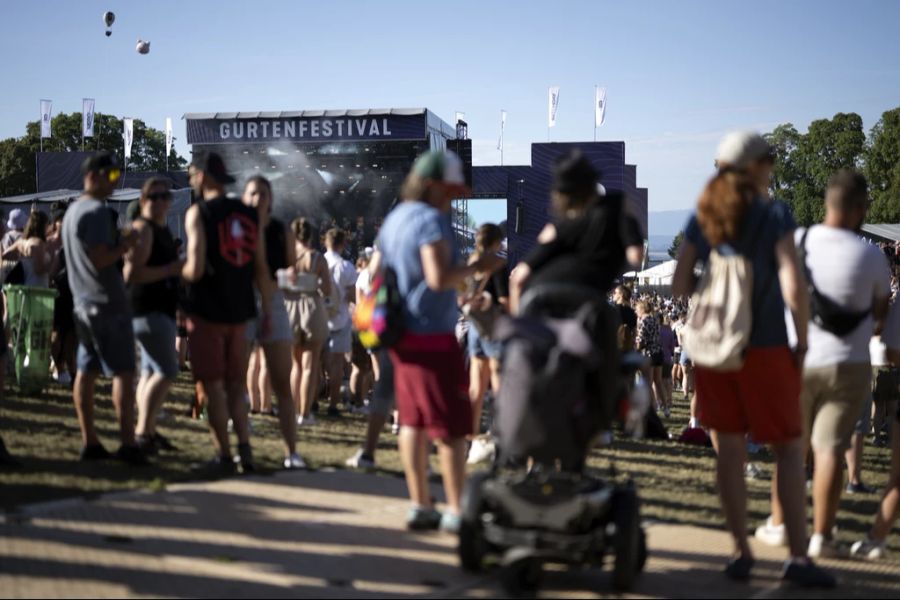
[765,112,867,226]
[865,107,900,224]
[668,231,685,259]
[0,112,187,196]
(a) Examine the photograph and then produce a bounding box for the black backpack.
[798,229,871,337]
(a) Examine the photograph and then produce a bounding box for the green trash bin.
[4,285,58,395]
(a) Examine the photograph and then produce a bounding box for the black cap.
[553,150,598,197]
[81,151,120,175]
[190,152,236,185]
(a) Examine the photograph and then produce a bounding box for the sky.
[1,0,899,225]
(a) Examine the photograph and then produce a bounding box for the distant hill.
[650,210,692,237]
[649,235,675,254]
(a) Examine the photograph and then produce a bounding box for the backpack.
[681,213,770,372]
[352,265,405,350]
[798,228,871,337]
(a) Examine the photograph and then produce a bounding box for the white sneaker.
[283,453,307,470]
[297,414,318,427]
[754,516,787,547]
[850,537,888,560]
[345,449,376,470]
[745,463,764,480]
[391,422,400,435]
[808,533,847,559]
[466,439,496,465]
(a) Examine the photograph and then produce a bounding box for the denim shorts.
[133,312,179,379]
[245,289,293,345]
[74,305,136,376]
[467,325,502,360]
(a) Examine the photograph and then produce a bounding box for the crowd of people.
[0,136,898,589]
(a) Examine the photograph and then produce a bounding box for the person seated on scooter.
[510,150,644,314]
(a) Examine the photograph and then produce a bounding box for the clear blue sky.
[2,0,899,222]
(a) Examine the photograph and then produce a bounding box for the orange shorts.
[695,346,802,444]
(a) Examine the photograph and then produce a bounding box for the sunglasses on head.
[147,192,172,202]
[104,168,121,183]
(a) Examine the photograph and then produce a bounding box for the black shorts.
[53,296,75,334]
[651,352,664,368]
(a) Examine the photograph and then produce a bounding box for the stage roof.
[862,223,900,242]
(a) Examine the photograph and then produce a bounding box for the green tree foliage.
[765,112,870,226]
[865,108,900,223]
[0,112,187,196]
[668,230,685,259]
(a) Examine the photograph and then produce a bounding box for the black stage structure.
[184,109,471,255]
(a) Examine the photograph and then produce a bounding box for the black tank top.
[184,196,259,323]
[265,218,288,279]
[130,217,179,318]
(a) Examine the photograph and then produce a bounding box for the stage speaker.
[515,202,524,234]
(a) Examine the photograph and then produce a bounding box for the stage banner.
[185,114,428,145]
[40,99,52,138]
[82,98,95,137]
[124,118,134,159]
[595,87,607,127]
[548,87,560,128]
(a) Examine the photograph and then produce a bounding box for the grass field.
[1,373,898,553]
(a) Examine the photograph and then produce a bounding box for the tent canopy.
[862,224,900,243]
[636,260,677,280]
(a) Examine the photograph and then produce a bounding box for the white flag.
[548,87,560,128]
[454,111,465,124]
[497,110,507,151]
[165,117,173,157]
[40,99,52,138]
[124,118,134,160]
[595,86,607,127]
[82,98,95,137]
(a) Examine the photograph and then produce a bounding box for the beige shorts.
[801,362,871,452]
[284,294,329,348]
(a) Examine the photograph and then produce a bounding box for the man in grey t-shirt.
[62,152,145,465]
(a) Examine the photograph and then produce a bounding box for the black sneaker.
[406,507,442,531]
[135,435,159,456]
[153,432,177,452]
[0,436,21,467]
[846,481,876,495]
[115,444,150,467]
[724,555,754,582]
[782,558,837,588]
[235,443,255,474]
[79,443,112,461]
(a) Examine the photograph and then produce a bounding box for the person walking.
[62,152,146,465]
[673,132,833,587]
[759,171,890,557]
[324,229,358,417]
[372,150,504,531]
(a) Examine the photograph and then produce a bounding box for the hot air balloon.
[103,11,115,36]
[136,39,150,54]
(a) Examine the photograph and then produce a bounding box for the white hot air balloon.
[103,11,115,36]
[136,39,151,55]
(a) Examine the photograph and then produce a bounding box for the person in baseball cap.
[408,150,470,197]
[715,131,776,198]
[189,151,236,187]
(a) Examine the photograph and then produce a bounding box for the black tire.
[501,558,543,596]
[458,471,491,572]
[611,486,640,592]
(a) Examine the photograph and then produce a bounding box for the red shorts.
[187,315,249,383]
[695,346,802,444]
[389,333,471,441]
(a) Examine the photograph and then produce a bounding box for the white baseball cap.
[715,131,775,170]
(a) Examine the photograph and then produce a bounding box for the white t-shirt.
[870,336,889,367]
[325,250,358,331]
[797,225,891,369]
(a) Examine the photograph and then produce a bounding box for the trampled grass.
[1,375,897,553]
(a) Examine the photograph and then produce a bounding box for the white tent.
[635,260,677,286]
[0,188,192,242]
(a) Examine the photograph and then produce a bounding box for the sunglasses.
[147,192,172,202]
[105,168,121,183]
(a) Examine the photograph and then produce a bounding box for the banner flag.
[548,87,560,128]
[40,99,52,138]
[595,86,607,127]
[165,117,173,157]
[124,118,134,159]
[82,98,95,137]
